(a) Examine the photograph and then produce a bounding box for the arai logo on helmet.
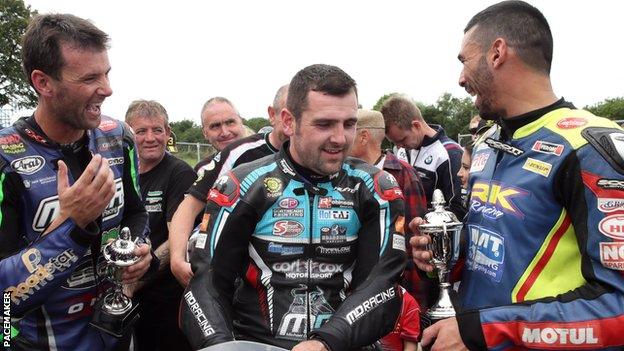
[556,118,587,129]
[11,156,45,175]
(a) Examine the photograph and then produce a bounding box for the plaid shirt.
[382,151,432,306]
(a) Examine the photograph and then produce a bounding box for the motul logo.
[522,327,599,347]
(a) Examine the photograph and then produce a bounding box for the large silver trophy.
[90,227,141,337]
[418,189,462,329]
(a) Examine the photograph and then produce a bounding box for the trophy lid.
[420,189,462,231]
[102,227,140,266]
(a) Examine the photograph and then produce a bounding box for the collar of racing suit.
[497,98,575,141]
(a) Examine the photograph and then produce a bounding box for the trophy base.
[90,299,140,337]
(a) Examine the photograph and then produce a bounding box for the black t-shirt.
[189,132,278,201]
[137,152,196,302]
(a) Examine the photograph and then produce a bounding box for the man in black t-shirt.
[125,100,196,351]
[170,85,289,287]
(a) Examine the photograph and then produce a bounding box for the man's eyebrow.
[208,121,222,128]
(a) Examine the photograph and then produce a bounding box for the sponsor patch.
[532,140,564,156]
[199,213,210,232]
[272,260,343,280]
[0,134,25,154]
[96,136,123,152]
[392,234,406,251]
[424,155,433,165]
[6,249,78,304]
[556,117,587,129]
[596,178,624,191]
[597,198,624,213]
[470,153,489,172]
[600,242,624,270]
[279,159,296,176]
[346,287,396,325]
[522,158,552,177]
[11,156,45,175]
[267,242,304,256]
[321,224,347,244]
[99,119,118,132]
[470,182,527,219]
[24,128,47,144]
[195,233,208,249]
[318,209,350,221]
[279,197,299,209]
[273,220,304,237]
[484,138,523,156]
[273,208,304,217]
[466,226,505,282]
[598,214,624,240]
[318,197,332,209]
[335,183,360,194]
[264,177,283,197]
[520,321,601,348]
[184,291,215,337]
[316,246,351,255]
[107,157,124,166]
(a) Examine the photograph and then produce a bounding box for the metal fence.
[176,141,217,166]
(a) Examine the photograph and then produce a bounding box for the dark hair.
[287,64,357,120]
[21,14,109,88]
[465,0,553,74]
[380,95,423,131]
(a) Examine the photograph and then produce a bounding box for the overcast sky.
[21,0,624,125]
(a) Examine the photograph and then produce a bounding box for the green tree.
[585,97,624,120]
[170,120,204,143]
[372,93,398,111]
[244,117,270,132]
[429,93,477,141]
[0,0,37,108]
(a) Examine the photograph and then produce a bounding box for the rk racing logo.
[470,182,527,219]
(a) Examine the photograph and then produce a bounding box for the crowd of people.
[1,1,623,351]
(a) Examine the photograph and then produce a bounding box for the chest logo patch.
[522,158,552,178]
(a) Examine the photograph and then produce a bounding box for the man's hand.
[56,155,115,229]
[122,244,152,284]
[408,217,434,272]
[421,317,468,351]
[291,340,328,351]
[171,258,193,287]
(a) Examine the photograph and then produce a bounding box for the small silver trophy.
[90,227,141,337]
[418,189,462,328]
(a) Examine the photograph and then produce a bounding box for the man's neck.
[268,131,283,150]
[139,155,165,174]
[34,105,84,144]
[361,147,382,166]
[499,71,558,119]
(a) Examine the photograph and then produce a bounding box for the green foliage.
[244,117,270,132]
[372,93,398,111]
[0,0,37,108]
[585,97,624,120]
[170,120,205,143]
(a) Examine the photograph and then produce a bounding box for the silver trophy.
[418,189,462,328]
[90,227,141,337]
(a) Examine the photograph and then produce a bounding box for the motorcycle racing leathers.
[456,102,624,350]
[0,116,149,351]
[182,145,407,351]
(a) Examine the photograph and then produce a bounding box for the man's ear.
[359,129,369,145]
[267,106,276,125]
[410,119,421,131]
[31,70,53,97]
[490,38,508,69]
[282,108,295,137]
